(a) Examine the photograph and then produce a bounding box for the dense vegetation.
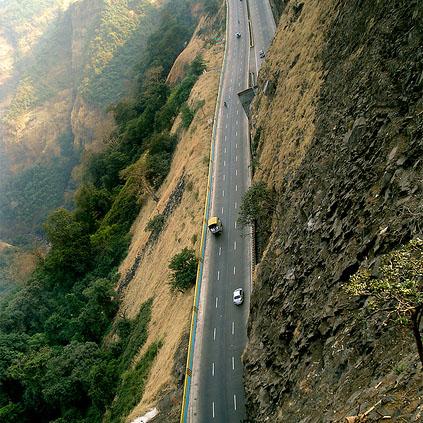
[0,0,206,420]
[169,248,198,292]
[0,130,77,245]
[79,0,159,106]
[238,181,275,260]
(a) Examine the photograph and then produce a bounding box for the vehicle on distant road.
[208,216,223,235]
[259,49,265,58]
[233,288,244,305]
[236,32,241,38]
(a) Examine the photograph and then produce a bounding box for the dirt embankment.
[116,10,225,422]
[244,0,422,421]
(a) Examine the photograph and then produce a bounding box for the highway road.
[188,1,276,422]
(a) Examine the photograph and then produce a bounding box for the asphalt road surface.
[189,1,275,421]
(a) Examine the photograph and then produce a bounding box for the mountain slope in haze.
[243,0,422,421]
[0,1,217,421]
[0,0,160,245]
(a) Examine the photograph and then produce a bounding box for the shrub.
[347,238,423,366]
[145,214,165,234]
[239,181,276,262]
[181,103,195,128]
[169,248,198,292]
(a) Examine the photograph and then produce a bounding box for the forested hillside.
[0,0,160,245]
[0,0,218,421]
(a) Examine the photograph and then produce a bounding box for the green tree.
[347,238,423,366]
[238,181,274,227]
[239,181,276,262]
[43,209,92,280]
[74,184,112,232]
[168,248,197,292]
[181,103,194,128]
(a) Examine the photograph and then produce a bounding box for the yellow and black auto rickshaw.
[207,216,223,235]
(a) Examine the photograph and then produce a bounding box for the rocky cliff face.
[244,0,422,421]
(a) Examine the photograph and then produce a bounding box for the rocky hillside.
[0,0,160,244]
[244,0,422,421]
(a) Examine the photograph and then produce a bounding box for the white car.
[233,288,244,305]
[236,32,241,38]
[259,49,265,58]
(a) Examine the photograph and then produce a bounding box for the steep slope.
[244,0,422,421]
[0,2,222,421]
[0,0,160,245]
[117,10,225,421]
[0,242,36,296]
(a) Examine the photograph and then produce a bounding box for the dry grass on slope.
[251,0,338,189]
[118,39,223,421]
[166,15,207,85]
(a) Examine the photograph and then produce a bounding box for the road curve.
[188,1,275,421]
